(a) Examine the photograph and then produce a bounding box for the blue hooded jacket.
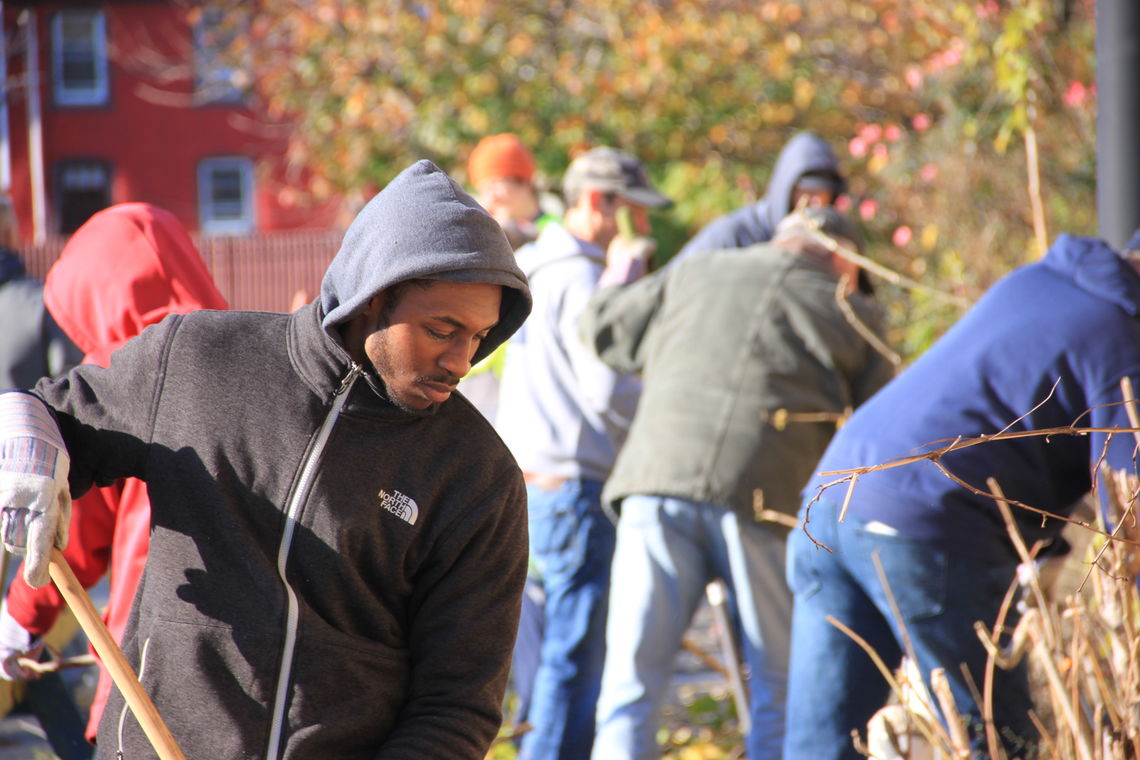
[673,131,844,263]
[806,233,1140,561]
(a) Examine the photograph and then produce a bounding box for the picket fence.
[18,229,344,314]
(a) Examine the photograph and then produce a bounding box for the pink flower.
[892,226,913,247]
[976,0,999,18]
[1063,81,1088,108]
[905,66,924,89]
[859,123,883,143]
[919,163,939,182]
[859,199,878,221]
[884,124,902,142]
[912,113,932,132]
[835,195,852,212]
[848,137,868,159]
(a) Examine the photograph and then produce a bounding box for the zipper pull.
[334,363,363,398]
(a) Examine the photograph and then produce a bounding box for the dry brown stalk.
[988,477,1058,648]
[800,223,975,309]
[834,276,903,368]
[1025,124,1049,258]
[811,423,1140,546]
[930,668,972,758]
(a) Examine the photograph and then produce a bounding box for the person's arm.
[0,391,72,587]
[7,483,118,634]
[577,266,670,376]
[0,483,118,680]
[373,470,527,759]
[559,276,644,438]
[1,317,174,586]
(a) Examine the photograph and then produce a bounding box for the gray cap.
[562,147,672,209]
[774,206,863,253]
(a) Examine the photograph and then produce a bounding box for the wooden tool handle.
[49,548,186,760]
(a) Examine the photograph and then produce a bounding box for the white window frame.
[198,157,255,235]
[51,10,109,107]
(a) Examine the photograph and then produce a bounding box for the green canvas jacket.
[579,241,893,524]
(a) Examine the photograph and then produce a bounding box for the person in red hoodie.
[0,202,228,745]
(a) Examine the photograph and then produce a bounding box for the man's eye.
[427,328,450,340]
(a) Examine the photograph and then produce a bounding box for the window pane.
[210,169,244,219]
[53,11,107,105]
[199,158,254,234]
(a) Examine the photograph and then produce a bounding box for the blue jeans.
[783,497,1037,760]
[509,577,545,727]
[520,478,615,760]
[592,494,791,760]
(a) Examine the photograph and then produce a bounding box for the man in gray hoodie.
[495,147,671,760]
[671,130,846,264]
[0,160,532,759]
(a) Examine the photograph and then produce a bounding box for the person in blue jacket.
[671,130,845,264]
[783,229,1140,759]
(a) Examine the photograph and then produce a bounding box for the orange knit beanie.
[468,134,536,187]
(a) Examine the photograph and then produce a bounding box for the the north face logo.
[378,489,419,525]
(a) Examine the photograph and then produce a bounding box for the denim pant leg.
[592,495,711,760]
[511,576,546,726]
[25,669,94,760]
[717,511,790,760]
[783,502,901,760]
[521,479,615,760]
[786,498,1036,759]
[864,539,1034,756]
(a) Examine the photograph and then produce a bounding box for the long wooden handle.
[49,548,186,760]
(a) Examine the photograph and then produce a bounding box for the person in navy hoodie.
[671,130,846,265]
[783,228,1140,760]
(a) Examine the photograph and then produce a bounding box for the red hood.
[44,203,229,367]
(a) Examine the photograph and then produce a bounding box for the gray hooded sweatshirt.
[672,131,845,263]
[31,160,532,759]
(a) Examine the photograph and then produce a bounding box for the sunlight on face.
[364,281,502,411]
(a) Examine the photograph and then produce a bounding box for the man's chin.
[390,394,436,413]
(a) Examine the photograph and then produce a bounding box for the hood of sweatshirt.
[1043,233,1140,318]
[320,160,532,365]
[759,131,845,232]
[44,203,229,368]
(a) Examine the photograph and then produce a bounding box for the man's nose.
[439,339,474,378]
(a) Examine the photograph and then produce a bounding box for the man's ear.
[584,188,608,213]
[362,292,386,317]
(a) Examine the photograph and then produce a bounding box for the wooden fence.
[18,229,344,313]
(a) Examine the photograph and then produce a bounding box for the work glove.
[598,235,657,289]
[0,604,44,681]
[0,393,72,588]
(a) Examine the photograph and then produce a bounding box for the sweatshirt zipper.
[264,364,362,760]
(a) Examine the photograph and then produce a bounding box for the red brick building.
[1,1,340,242]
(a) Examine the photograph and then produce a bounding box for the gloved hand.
[598,235,657,289]
[0,604,44,681]
[0,393,72,588]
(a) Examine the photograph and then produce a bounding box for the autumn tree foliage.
[213,0,1096,357]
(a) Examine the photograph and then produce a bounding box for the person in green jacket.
[580,206,894,759]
